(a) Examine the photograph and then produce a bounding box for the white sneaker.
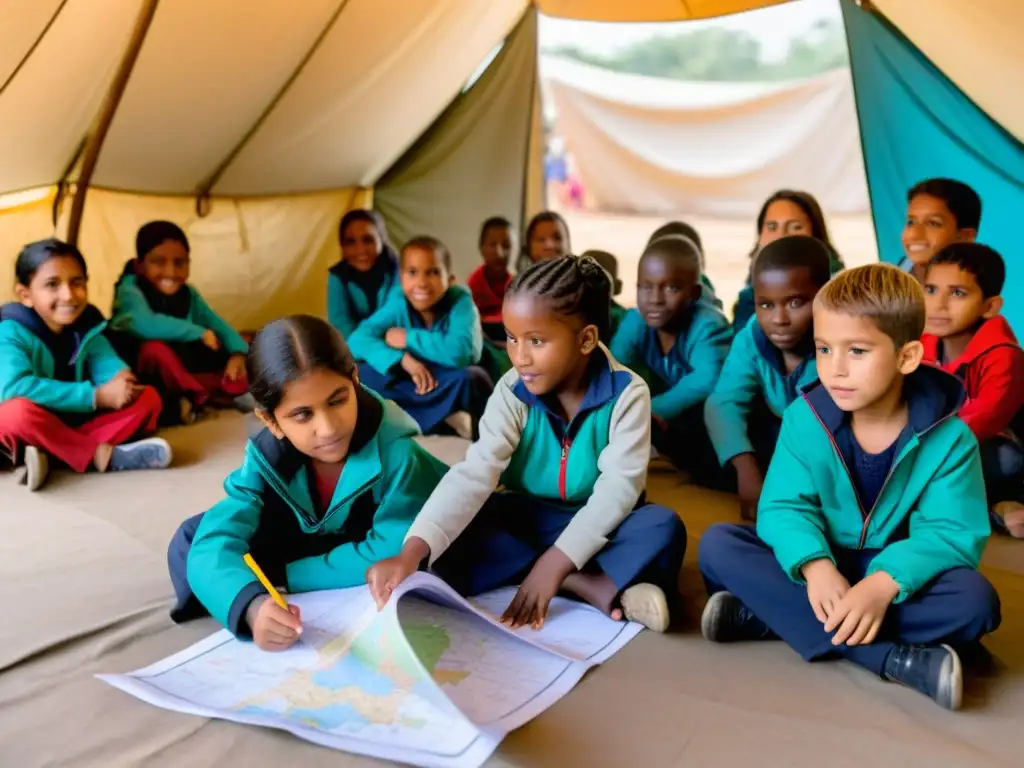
[24,445,49,492]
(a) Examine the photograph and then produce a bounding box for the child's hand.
[224,354,246,382]
[201,329,221,351]
[502,547,576,629]
[366,538,429,610]
[246,595,303,652]
[801,558,851,624]
[732,454,763,522]
[400,353,437,394]
[96,375,138,410]
[825,571,899,646]
[385,328,408,350]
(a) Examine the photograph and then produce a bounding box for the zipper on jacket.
[559,436,572,500]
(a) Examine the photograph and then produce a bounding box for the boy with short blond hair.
[922,243,1024,537]
[699,263,1000,711]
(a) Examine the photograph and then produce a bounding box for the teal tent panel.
[842,0,1024,332]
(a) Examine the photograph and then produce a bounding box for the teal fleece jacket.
[326,248,401,338]
[110,274,248,355]
[609,303,733,420]
[704,316,817,465]
[347,285,483,373]
[186,389,448,635]
[757,366,989,603]
[0,303,127,412]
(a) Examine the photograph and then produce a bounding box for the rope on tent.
[66,0,161,246]
[193,0,353,216]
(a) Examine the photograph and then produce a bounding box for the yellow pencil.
[243,553,289,610]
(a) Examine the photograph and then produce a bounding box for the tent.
[0,0,1022,327]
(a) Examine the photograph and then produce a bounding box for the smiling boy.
[699,264,999,710]
[900,178,981,281]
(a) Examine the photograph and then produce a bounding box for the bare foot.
[93,443,114,472]
[561,572,624,620]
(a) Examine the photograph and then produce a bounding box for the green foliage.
[545,21,848,81]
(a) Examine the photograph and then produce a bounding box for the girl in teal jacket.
[168,315,447,651]
[367,256,687,634]
[327,209,401,338]
[0,239,171,491]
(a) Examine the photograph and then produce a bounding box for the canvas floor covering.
[1,411,1021,767]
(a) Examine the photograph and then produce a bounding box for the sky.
[539,0,842,61]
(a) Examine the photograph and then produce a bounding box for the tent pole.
[66,0,160,246]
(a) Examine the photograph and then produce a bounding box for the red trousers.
[136,341,247,407]
[0,387,161,473]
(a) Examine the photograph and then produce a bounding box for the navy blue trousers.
[656,405,730,490]
[699,524,1001,676]
[433,491,687,599]
[358,363,492,435]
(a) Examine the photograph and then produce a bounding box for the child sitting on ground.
[327,209,401,338]
[610,235,733,484]
[468,217,515,381]
[580,249,627,342]
[109,221,251,424]
[348,236,492,439]
[0,239,171,491]
[515,211,571,274]
[699,264,1000,711]
[922,243,1024,538]
[900,178,980,281]
[367,256,686,632]
[705,236,833,521]
[167,315,447,649]
[646,221,721,308]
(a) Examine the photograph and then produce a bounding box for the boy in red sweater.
[922,243,1024,537]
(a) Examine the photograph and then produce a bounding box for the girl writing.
[367,256,687,632]
[167,315,447,650]
[0,239,171,491]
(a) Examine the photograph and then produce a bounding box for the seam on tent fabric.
[0,0,69,99]
[867,1,1024,179]
[194,0,353,208]
[840,0,883,262]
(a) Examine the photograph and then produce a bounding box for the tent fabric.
[544,58,869,217]
[873,0,1024,144]
[0,0,529,197]
[536,0,788,22]
[375,9,542,282]
[841,0,1024,332]
[0,187,371,330]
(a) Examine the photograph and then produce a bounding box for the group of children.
[2,176,1017,713]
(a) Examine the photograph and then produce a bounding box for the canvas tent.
[0,0,1022,329]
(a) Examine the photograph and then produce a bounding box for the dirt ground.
[556,207,879,315]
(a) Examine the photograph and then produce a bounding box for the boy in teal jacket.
[167,315,448,643]
[109,221,251,423]
[705,236,833,520]
[699,265,1000,711]
[610,235,732,484]
[348,236,492,439]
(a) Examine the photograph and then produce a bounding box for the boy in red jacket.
[922,243,1024,537]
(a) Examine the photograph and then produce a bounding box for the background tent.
[0,0,1021,327]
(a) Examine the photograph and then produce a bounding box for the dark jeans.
[698,524,1001,676]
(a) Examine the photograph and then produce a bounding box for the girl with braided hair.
[367,254,687,633]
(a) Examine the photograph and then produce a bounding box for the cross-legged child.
[367,256,686,632]
[900,178,981,282]
[515,211,571,274]
[610,235,733,484]
[167,315,447,650]
[922,243,1024,538]
[348,236,492,439]
[699,264,1000,711]
[705,236,833,521]
[0,239,171,491]
[109,221,250,424]
[327,209,401,338]
[580,249,627,342]
[732,190,841,330]
[468,217,515,382]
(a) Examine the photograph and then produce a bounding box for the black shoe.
[700,591,773,642]
[883,644,962,710]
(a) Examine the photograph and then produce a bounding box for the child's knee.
[955,570,1002,631]
[697,523,746,564]
[138,340,176,363]
[135,385,163,413]
[0,397,49,430]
